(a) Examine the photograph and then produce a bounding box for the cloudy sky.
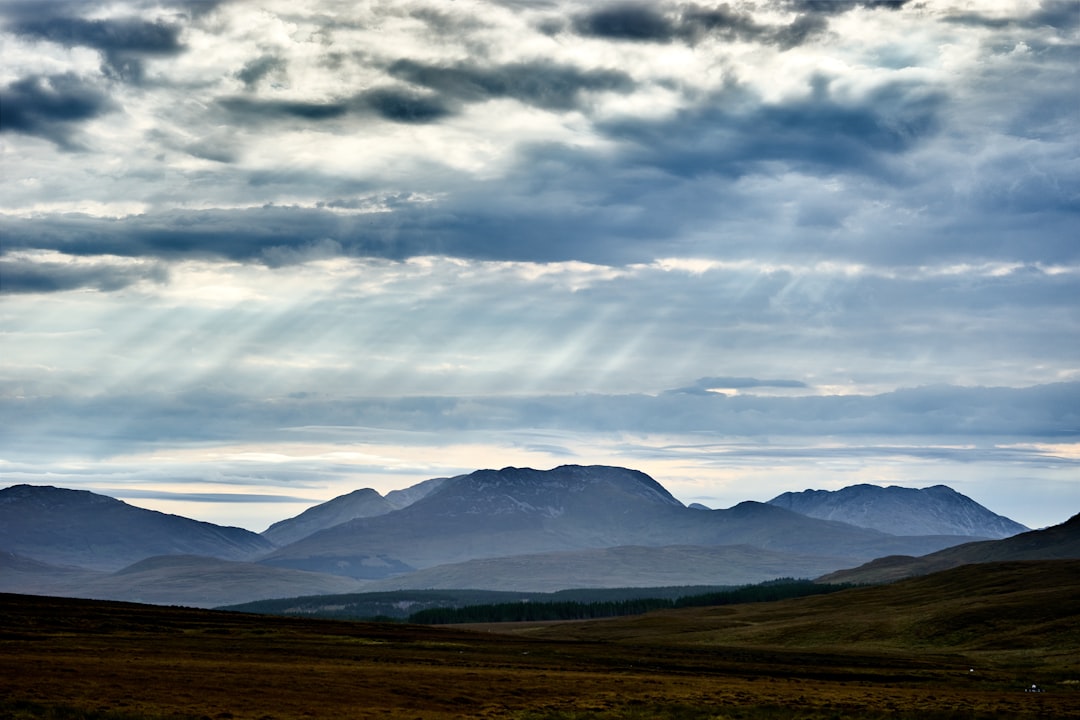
[2,0,1078,532]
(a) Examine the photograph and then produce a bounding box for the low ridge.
[820,512,1080,584]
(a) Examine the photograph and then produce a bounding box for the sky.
[1,0,1078,533]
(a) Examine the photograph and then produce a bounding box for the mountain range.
[0,465,1062,607]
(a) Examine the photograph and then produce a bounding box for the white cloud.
[1,0,1076,532]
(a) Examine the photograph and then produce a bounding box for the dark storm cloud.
[0,256,167,294]
[944,0,1080,30]
[568,2,907,47]
[363,87,454,123]
[218,87,452,125]
[8,15,185,83]
[221,59,634,126]
[791,1,910,16]
[386,59,635,111]
[0,73,114,149]
[573,4,676,41]
[600,77,943,179]
[236,55,287,90]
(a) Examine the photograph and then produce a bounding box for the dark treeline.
[408,579,854,625]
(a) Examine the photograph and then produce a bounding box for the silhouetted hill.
[768,483,1027,538]
[0,484,274,571]
[261,465,977,580]
[819,512,1080,584]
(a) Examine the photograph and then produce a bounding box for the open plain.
[2,561,1078,719]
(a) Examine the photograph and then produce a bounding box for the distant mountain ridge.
[767,484,1028,538]
[259,465,981,579]
[260,477,450,545]
[1,468,1041,605]
[0,484,273,571]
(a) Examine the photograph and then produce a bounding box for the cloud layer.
[1,0,1077,529]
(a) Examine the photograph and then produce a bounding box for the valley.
[2,560,1078,719]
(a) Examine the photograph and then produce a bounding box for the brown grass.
[2,562,1078,720]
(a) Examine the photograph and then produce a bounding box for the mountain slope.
[819,512,1080,584]
[65,555,366,607]
[357,544,853,592]
[261,465,978,579]
[0,484,274,571]
[262,488,394,546]
[767,484,1028,538]
[0,551,105,595]
[384,476,449,510]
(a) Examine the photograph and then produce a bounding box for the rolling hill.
[819,512,1080,584]
[515,559,1080,664]
[0,552,367,607]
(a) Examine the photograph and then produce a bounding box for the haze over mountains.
[1,465,1065,607]
[767,484,1029,538]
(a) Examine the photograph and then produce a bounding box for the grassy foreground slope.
[1,561,1078,719]
[509,560,1080,670]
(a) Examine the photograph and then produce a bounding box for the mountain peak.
[261,487,393,546]
[767,484,1028,539]
[420,465,684,517]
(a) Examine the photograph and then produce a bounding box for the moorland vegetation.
[2,560,1077,719]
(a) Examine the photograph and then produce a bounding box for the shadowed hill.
[819,512,1080,584]
[0,484,274,571]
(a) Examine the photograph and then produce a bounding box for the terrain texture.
[2,560,1077,719]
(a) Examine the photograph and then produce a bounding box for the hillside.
[261,488,393,546]
[514,559,1080,666]
[0,552,366,607]
[357,544,848,592]
[819,512,1080,584]
[768,483,1028,538]
[3,562,1078,720]
[0,551,104,595]
[0,485,274,571]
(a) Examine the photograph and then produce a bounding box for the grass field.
[2,561,1078,719]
